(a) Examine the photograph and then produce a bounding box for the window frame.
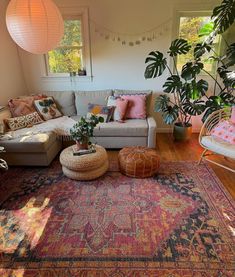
[173,10,222,77]
[44,7,92,79]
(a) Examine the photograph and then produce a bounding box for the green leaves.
[182,100,205,116]
[145,51,167,78]
[194,43,212,59]
[168,39,191,57]
[226,43,235,67]
[198,22,215,37]
[212,0,235,34]
[155,95,170,112]
[163,75,182,93]
[181,62,204,80]
[196,79,209,96]
[162,105,179,124]
[155,95,179,124]
[70,115,103,143]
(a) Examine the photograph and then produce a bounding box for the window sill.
[41,75,93,82]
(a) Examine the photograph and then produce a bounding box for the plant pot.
[76,140,89,150]
[173,122,192,141]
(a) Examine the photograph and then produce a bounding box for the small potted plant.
[70,115,104,150]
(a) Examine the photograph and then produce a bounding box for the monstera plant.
[145,0,235,140]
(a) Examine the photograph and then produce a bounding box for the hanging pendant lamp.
[6,0,64,54]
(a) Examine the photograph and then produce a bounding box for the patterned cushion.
[5,112,43,131]
[8,95,46,117]
[211,119,235,144]
[34,97,63,121]
[107,96,129,121]
[87,103,114,122]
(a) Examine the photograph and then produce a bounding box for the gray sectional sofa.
[0,90,157,166]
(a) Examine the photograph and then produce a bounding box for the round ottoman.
[60,145,109,181]
[118,146,160,178]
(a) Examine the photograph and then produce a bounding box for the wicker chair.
[198,107,235,173]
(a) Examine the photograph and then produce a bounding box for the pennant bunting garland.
[90,18,172,46]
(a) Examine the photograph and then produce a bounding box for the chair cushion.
[201,135,235,159]
[1,132,57,153]
[94,119,148,137]
[43,91,76,116]
[75,90,113,116]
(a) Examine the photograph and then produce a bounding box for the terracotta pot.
[173,122,192,141]
[76,140,89,150]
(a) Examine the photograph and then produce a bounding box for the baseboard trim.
[156,128,200,133]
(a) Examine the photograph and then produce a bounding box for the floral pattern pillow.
[211,119,235,144]
[34,97,63,121]
[8,95,46,117]
[5,112,43,131]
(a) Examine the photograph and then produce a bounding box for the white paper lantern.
[6,0,64,54]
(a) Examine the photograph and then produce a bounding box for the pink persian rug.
[0,160,234,277]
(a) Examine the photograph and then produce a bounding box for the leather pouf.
[118,146,160,178]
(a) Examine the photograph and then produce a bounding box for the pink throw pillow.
[211,119,235,144]
[121,94,147,119]
[8,95,46,117]
[116,98,129,121]
[231,106,235,124]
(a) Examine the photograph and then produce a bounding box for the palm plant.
[145,0,235,132]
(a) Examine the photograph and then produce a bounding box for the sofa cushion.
[75,90,113,116]
[94,119,148,137]
[201,135,235,159]
[43,91,76,116]
[1,132,57,153]
[5,112,43,131]
[8,95,46,117]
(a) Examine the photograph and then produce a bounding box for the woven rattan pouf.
[60,145,109,181]
[118,146,160,178]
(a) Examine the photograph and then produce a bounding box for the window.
[176,12,221,75]
[48,19,84,74]
[45,7,91,78]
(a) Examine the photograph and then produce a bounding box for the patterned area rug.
[0,159,234,277]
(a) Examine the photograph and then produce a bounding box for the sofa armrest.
[147,116,157,148]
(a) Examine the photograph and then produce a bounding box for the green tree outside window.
[48,20,83,74]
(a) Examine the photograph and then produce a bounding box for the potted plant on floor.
[144,0,235,140]
[70,115,104,150]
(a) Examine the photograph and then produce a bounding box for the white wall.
[0,0,28,106]
[18,0,222,131]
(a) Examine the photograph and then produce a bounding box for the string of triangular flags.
[90,18,172,46]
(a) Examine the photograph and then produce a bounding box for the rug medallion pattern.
[0,161,234,276]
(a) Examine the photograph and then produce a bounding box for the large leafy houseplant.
[145,0,235,140]
[70,115,104,150]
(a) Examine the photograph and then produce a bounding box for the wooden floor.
[108,133,235,199]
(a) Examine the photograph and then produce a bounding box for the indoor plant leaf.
[194,43,212,59]
[212,0,235,34]
[168,39,191,57]
[182,100,206,116]
[155,95,170,112]
[225,43,235,67]
[181,62,204,80]
[162,105,179,124]
[145,51,167,78]
[196,79,209,96]
[163,75,182,93]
